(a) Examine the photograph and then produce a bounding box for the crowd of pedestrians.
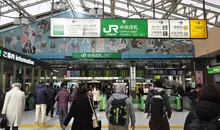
[1,80,220,130]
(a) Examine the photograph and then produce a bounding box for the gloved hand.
[168,114,171,119]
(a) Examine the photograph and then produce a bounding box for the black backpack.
[150,93,165,119]
[109,97,128,126]
[185,110,220,130]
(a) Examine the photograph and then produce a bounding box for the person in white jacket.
[2,83,25,130]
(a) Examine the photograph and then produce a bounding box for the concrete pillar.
[13,64,16,83]
[22,67,26,87]
[0,61,4,93]
[31,68,34,92]
[130,62,136,99]
[38,69,41,83]
[44,70,47,83]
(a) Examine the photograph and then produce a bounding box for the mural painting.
[0,11,194,59]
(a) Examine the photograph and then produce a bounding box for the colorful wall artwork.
[0,11,195,59]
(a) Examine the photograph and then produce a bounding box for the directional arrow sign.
[122,20,126,24]
[170,20,190,38]
[190,20,207,38]
[178,21,183,25]
[159,20,164,24]
[148,19,169,38]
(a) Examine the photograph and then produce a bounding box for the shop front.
[0,47,51,93]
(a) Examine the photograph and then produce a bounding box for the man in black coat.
[46,82,57,118]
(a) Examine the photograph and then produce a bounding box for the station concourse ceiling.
[0,0,220,29]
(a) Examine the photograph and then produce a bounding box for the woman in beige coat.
[2,83,26,130]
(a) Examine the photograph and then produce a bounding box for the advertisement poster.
[196,71,204,85]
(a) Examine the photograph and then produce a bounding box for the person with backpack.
[33,81,48,125]
[144,79,172,130]
[184,84,220,130]
[105,85,136,130]
[45,82,57,118]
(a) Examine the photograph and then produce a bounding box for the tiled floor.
[16,108,189,130]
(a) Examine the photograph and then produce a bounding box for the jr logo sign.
[103,25,118,33]
[53,25,64,35]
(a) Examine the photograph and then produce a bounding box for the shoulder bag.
[88,98,101,130]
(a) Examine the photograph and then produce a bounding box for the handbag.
[0,117,7,129]
[88,98,101,130]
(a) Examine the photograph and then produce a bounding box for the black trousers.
[5,126,18,130]
[46,100,55,117]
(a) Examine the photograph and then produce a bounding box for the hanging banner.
[50,18,101,37]
[170,20,190,38]
[148,19,169,38]
[101,19,147,38]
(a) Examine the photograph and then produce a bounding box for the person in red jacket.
[55,82,71,130]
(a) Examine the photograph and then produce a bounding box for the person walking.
[34,81,48,125]
[55,82,71,130]
[63,86,93,130]
[70,85,78,100]
[46,82,57,118]
[106,85,136,130]
[105,85,114,101]
[144,79,172,130]
[2,83,25,130]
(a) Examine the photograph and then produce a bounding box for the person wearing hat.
[144,79,172,130]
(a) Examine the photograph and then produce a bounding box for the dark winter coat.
[63,95,93,130]
[184,101,220,130]
[144,87,172,119]
[46,86,57,100]
[34,84,48,104]
[55,88,71,108]
[187,90,198,106]
[105,88,114,100]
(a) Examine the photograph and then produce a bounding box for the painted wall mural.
[0,11,194,59]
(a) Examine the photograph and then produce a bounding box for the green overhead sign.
[72,53,121,59]
[101,19,147,38]
[208,66,220,74]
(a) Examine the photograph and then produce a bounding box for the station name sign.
[50,18,208,39]
[0,49,34,65]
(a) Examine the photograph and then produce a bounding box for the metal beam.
[1,0,51,15]
[129,0,220,27]
[2,0,35,22]
[162,0,182,19]
[128,0,143,18]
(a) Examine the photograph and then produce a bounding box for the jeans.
[59,108,68,128]
[5,126,18,130]
[46,100,55,117]
[35,104,47,123]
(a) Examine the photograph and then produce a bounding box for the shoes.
[51,116,53,118]
[42,122,46,125]
[46,114,49,116]
[34,122,39,125]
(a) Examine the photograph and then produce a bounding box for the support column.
[13,64,16,83]
[38,69,41,83]
[31,68,34,92]
[130,62,136,99]
[44,70,47,83]
[22,67,26,87]
[0,61,4,93]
